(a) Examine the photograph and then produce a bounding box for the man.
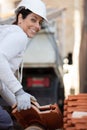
[0,0,47,129]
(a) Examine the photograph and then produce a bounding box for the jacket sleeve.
[0,31,28,93]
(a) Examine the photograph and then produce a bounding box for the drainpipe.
[72,0,81,94]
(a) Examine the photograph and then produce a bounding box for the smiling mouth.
[31,29,37,33]
[31,30,37,36]
[27,30,36,37]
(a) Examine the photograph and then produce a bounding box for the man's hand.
[15,89,37,111]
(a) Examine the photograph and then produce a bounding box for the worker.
[0,0,47,129]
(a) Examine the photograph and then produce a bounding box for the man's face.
[18,13,43,38]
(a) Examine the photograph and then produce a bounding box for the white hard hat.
[15,0,48,22]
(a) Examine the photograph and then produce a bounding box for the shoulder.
[0,25,28,42]
[0,25,29,50]
[7,25,29,49]
[9,25,27,39]
[11,25,28,42]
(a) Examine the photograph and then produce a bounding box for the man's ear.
[18,14,23,24]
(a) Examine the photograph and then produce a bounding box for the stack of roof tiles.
[63,93,87,130]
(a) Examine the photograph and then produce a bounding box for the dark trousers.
[0,106,14,130]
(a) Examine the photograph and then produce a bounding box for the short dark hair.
[13,7,32,24]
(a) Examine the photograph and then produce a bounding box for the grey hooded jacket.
[0,24,28,94]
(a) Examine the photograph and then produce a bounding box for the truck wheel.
[24,125,45,130]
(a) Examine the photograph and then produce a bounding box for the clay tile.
[12,103,63,129]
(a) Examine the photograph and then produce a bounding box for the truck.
[22,19,65,112]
